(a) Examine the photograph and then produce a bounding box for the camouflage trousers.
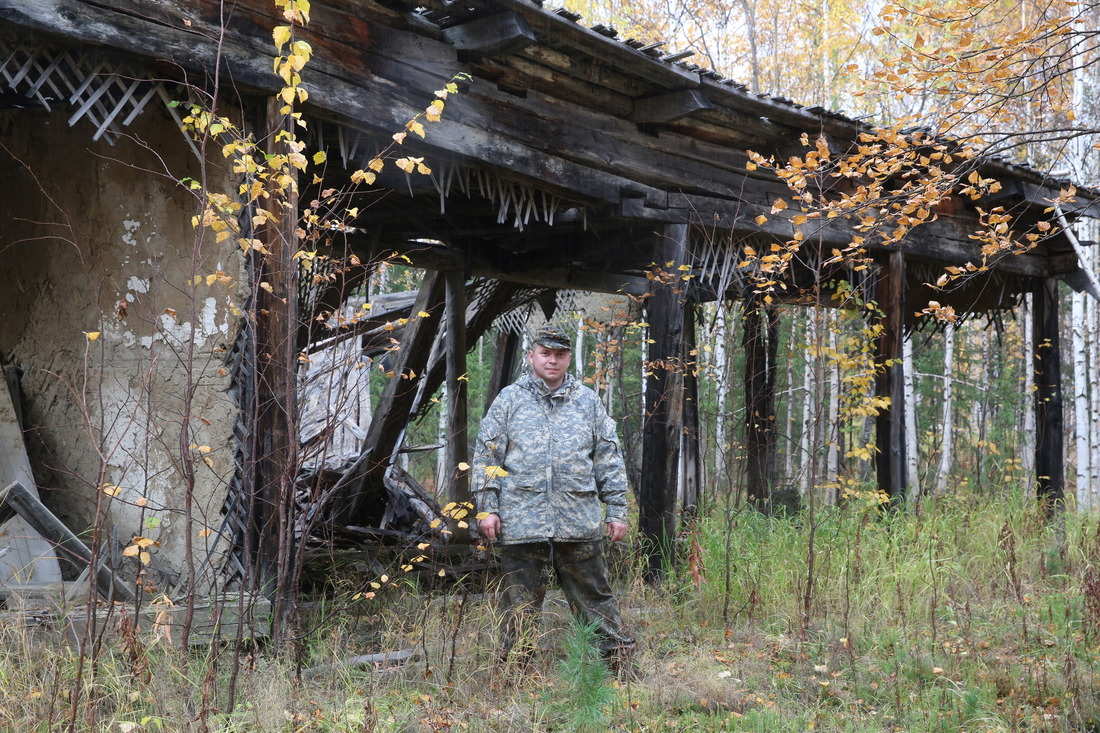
[498,540,635,659]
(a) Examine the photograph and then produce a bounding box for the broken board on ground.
[0,371,63,595]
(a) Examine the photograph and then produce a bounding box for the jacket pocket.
[553,475,601,539]
[500,474,549,540]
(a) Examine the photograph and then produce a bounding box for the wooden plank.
[0,481,134,601]
[874,250,908,505]
[46,594,272,646]
[742,301,792,512]
[1032,277,1064,511]
[680,303,700,518]
[0,377,63,587]
[443,12,537,56]
[484,328,520,412]
[443,270,471,534]
[249,98,301,625]
[347,271,446,521]
[639,223,688,583]
[629,89,713,124]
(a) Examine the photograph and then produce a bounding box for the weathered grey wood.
[443,270,471,532]
[0,481,134,601]
[443,12,536,56]
[251,97,301,613]
[1032,277,1064,511]
[639,224,688,583]
[485,328,520,412]
[302,648,418,679]
[630,90,713,124]
[743,301,787,512]
[0,377,63,586]
[347,271,446,521]
[875,250,908,505]
[680,303,701,518]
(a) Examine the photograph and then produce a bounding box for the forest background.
[5,0,1100,731]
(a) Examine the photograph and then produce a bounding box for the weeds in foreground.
[0,491,1098,731]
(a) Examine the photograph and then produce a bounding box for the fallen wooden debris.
[301,648,418,679]
[0,481,135,602]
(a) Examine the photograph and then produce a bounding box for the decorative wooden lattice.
[1,35,162,144]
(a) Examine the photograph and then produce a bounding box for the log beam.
[1032,277,1065,512]
[443,270,471,531]
[639,224,688,583]
[875,250,908,505]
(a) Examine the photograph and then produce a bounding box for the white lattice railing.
[1,35,162,144]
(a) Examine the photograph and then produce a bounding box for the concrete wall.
[0,102,244,590]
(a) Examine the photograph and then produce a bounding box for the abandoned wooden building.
[1,0,1097,598]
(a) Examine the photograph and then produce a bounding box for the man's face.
[527,345,571,388]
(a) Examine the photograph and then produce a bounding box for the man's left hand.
[606,521,627,543]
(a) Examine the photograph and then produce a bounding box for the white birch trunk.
[1072,288,1092,509]
[934,326,955,496]
[798,307,818,497]
[714,304,730,465]
[903,334,920,502]
[825,310,840,504]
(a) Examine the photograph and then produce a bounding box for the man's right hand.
[478,513,501,541]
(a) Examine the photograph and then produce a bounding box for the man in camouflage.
[474,325,636,667]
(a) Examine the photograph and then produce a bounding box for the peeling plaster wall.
[0,104,245,587]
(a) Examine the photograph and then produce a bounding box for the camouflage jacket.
[473,373,629,544]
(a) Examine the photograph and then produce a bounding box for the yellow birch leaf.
[122,545,140,557]
[485,465,509,479]
[457,461,470,471]
[86,331,101,341]
[272,26,292,51]
[312,151,326,165]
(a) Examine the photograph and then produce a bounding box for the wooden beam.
[443,270,471,536]
[875,250,908,505]
[743,301,789,513]
[347,271,446,522]
[484,328,520,412]
[639,223,688,583]
[251,98,301,619]
[0,481,135,602]
[629,90,713,124]
[1032,277,1064,512]
[443,12,537,56]
[680,303,700,519]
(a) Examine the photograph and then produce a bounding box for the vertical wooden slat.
[1032,276,1064,511]
[875,250,908,505]
[444,271,470,533]
[348,271,446,521]
[252,97,300,620]
[680,303,700,519]
[639,224,688,583]
[743,301,786,512]
[485,328,520,412]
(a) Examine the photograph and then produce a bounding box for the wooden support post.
[743,301,787,512]
[875,250,908,505]
[485,328,520,412]
[0,481,135,602]
[680,304,701,519]
[1032,277,1064,511]
[350,271,446,521]
[251,97,300,625]
[640,224,688,583]
[444,271,471,535]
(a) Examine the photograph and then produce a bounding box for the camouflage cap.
[533,325,571,350]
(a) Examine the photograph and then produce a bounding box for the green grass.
[2,491,1100,731]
